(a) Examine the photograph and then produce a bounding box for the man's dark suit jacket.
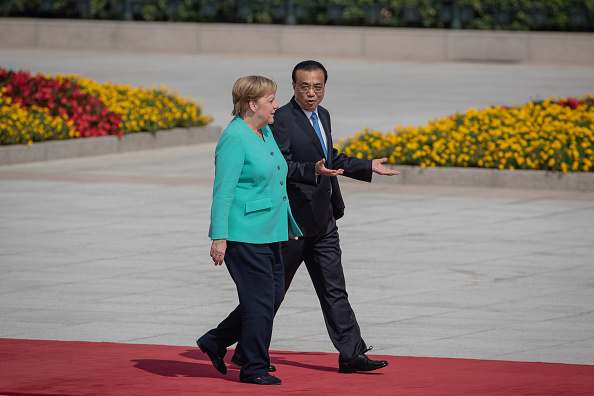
[271,97,373,237]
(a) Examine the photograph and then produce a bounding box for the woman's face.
[252,93,279,127]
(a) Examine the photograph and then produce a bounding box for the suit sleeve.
[319,107,373,182]
[209,130,245,240]
[271,112,318,186]
[332,147,373,182]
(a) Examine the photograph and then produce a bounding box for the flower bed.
[0,68,212,146]
[337,94,594,173]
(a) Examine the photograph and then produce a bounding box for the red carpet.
[1,338,592,395]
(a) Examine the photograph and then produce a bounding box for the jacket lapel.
[290,98,327,159]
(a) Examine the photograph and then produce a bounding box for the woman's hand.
[210,239,227,266]
[315,158,344,176]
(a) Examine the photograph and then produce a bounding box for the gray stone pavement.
[1,49,594,366]
[1,144,593,366]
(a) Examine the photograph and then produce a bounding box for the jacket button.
[270,152,274,156]
[277,166,281,170]
[280,181,284,185]
[283,196,287,201]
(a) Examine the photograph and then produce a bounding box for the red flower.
[0,68,123,138]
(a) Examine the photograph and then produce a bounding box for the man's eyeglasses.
[298,84,324,94]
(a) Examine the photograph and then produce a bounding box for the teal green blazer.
[209,116,302,243]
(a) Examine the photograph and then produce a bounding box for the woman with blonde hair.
[197,76,301,385]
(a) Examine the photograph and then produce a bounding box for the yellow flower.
[336,93,594,173]
[49,72,212,134]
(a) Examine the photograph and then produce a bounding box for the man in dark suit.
[269,60,400,373]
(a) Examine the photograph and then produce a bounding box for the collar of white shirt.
[302,108,317,121]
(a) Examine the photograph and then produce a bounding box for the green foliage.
[1,0,592,31]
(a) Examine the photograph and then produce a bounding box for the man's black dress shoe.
[197,341,227,375]
[338,347,389,373]
[231,352,276,372]
[241,374,282,385]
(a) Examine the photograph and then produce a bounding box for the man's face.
[292,68,325,112]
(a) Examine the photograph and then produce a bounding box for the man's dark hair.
[292,60,328,83]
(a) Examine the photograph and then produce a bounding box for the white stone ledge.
[0,125,221,166]
[2,130,592,191]
[1,18,593,65]
[372,165,594,192]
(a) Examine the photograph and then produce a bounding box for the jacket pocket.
[245,198,272,214]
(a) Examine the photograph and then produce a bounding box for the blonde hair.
[232,75,277,116]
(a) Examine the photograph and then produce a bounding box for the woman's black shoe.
[197,341,227,375]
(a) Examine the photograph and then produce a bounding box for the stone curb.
[0,125,222,166]
[372,164,594,192]
[2,125,593,192]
